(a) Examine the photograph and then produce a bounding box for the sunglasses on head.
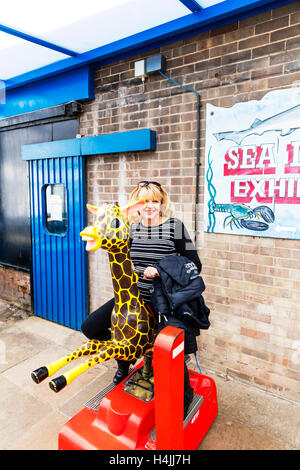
[138,181,161,188]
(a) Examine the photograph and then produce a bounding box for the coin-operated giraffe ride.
[31,198,156,393]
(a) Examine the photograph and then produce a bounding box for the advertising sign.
[204,88,300,239]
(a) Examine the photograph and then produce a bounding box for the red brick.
[252,41,285,58]
[241,328,270,342]
[238,33,270,50]
[271,24,300,42]
[255,16,289,34]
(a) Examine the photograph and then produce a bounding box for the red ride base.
[58,327,218,450]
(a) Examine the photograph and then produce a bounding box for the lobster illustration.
[208,202,275,231]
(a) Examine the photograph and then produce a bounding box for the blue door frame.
[22,129,156,330]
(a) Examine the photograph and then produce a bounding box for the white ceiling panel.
[37,0,191,54]
[0,0,274,83]
[0,0,191,80]
[198,0,225,8]
[0,0,133,36]
[0,34,69,80]
[0,30,20,52]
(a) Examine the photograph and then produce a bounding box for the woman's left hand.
[143,267,159,279]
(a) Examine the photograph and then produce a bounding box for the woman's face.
[139,194,162,226]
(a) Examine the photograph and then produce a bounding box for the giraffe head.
[80,198,145,252]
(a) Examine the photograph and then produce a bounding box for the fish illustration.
[213,103,300,145]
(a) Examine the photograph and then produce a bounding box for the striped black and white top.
[129,218,202,304]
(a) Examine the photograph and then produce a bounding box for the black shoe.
[183,362,194,419]
[113,360,131,385]
[184,390,194,419]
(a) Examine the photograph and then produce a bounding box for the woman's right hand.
[143,267,159,279]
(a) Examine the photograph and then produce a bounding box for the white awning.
[0,0,288,87]
[0,0,224,81]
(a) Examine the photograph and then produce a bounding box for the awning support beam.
[177,0,202,13]
[0,23,78,57]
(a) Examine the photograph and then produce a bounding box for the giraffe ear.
[121,198,146,216]
[86,204,99,215]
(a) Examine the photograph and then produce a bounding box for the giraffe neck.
[108,244,142,308]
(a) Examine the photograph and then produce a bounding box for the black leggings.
[81,297,114,341]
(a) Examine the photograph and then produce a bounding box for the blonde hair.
[128,182,175,223]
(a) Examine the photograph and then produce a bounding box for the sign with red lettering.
[204,88,300,239]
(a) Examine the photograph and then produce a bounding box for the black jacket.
[151,254,210,354]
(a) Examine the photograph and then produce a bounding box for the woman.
[128,181,202,303]
[81,181,202,415]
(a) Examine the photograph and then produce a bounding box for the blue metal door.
[23,129,156,330]
[29,154,87,330]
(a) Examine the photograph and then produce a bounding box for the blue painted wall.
[0,65,94,119]
[22,129,157,160]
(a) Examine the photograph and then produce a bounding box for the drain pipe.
[159,72,201,248]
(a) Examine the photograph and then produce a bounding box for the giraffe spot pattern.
[119,276,131,289]
[120,290,130,303]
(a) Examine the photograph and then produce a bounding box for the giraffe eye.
[111,218,122,229]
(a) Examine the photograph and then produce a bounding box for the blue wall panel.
[22,129,156,160]
[80,129,157,155]
[0,66,94,119]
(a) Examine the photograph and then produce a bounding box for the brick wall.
[80,2,300,402]
[0,265,31,311]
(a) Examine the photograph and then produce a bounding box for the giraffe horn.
[86,204,99,215]
[121,198,146,216]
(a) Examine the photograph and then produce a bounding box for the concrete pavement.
[0,298,298,450]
